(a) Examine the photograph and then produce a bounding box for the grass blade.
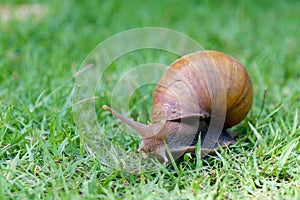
[249,122,268,150]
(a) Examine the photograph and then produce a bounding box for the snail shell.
[103,50,253,162]
[151,50,253,128]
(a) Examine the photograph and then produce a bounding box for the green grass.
[1,0,300,199]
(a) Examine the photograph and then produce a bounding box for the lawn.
[1,0,300,199]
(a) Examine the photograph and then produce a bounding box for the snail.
[103,50,253,162]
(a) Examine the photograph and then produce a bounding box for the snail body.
[103,50,253,162]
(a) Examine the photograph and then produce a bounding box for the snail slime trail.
[103,50,253,163]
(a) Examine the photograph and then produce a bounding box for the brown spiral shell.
[151,50,253,128]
